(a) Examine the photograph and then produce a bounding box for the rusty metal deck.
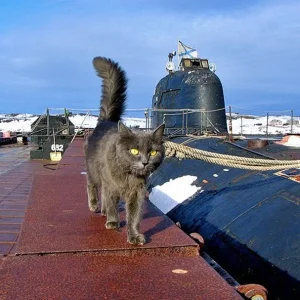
[17,174,199,256]
[0,145,54,258]
[0,140,242,299]
[0,255,237,300]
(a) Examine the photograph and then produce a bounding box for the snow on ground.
[68,115,146,129]
[1,112,300,135]
[0,114,146,133]
[231,115,300,135]
[122,117,147,128]
[149,175,201,214]
[0,114,38,132]
[69,115,98,129]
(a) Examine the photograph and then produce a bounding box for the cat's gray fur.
[85,57,165,245]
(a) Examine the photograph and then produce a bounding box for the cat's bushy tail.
[93,57,127,122]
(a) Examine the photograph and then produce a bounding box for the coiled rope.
[164,141,300,171]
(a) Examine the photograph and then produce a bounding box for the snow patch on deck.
[149,175,201,214]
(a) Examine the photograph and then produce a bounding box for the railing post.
[205,109,208,133]
[291,109,294,134]
[185,111,188,134]
[200,111,203,134]
[228,106,233,140]
[46,108,50,136]
[266,112,269,137]
[147,108,150,129]
[65,108,70,135]
[144,109,148,130]
[182,111,184,134]
[240,115,243,137]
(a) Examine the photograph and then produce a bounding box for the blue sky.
[0,0,300,116]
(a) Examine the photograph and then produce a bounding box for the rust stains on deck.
[0,141,242,299]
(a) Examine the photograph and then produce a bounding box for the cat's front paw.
[127,233,145,245]
[89,203,100,213]
[105,221,120,229]
[88,198,99,213]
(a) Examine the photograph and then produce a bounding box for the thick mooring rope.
[164,141,300,171]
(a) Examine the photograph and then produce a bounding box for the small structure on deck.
[30,109,75,160]
[0,131,17,145]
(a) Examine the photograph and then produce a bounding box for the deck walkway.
[0,140,242,299]
[0,145,53,258]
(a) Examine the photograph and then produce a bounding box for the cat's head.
[116,122,165,177]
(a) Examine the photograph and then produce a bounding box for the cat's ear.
[152,123,165,140]
[118,121,132,135]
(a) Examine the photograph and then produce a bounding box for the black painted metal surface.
[148,137,300,300]
[30,135,73,159]
[151,62,227,134]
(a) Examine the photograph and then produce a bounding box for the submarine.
[148,49,300,300]
[19,47,300,299]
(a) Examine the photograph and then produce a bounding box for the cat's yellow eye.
[130,148,139,155]
[150,150,157,156]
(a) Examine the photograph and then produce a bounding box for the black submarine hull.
[148,137,300,300]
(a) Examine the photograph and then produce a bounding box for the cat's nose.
[142,162,148,167]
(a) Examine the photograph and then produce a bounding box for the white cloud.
[1,1,300,113]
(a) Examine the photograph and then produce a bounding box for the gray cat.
[85,57,165,245]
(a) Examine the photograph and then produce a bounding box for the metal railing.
[227,106,298,137]
[18,106,299,138]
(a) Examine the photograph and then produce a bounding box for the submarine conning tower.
[152,55,228,135]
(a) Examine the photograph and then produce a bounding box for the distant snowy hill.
[0,113,300,135]
[229,115,300,135]
[0,114,38,132]
[0,113,147,133]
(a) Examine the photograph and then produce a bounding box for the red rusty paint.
[275,168,300,184]
[247,139,269,149]
[0,255,242,299]
[236,284,268,300]
[17,174,199,256]
[0,139,245,299]
[59,155,85,166]
[190,232,205,251]
[0,146,54,256]
[294,175,300,182]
